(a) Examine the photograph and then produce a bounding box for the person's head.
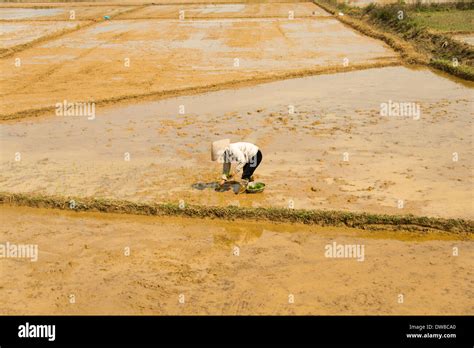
[211,139,230,162]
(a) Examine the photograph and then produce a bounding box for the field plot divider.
[0,4,152,59]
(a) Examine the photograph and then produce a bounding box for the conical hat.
[211,139,230,161]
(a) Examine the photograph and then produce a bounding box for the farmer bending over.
[211,139,263,192]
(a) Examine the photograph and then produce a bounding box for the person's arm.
[232,148,246,176]
[221,150,232,180]
[222,162,231,180]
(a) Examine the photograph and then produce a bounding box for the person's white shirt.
[221,142,259,178]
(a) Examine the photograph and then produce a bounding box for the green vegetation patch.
[0,192,472,233]
[411,10,474,33]
[314,0,474,80]
[247,182,265,193]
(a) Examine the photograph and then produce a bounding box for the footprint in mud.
[192,181,241,194]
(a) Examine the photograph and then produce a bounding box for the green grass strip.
[0,192,472,233]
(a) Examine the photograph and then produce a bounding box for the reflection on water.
[191,182,219,190]
[192,181,241,194]
[213,224,264,249]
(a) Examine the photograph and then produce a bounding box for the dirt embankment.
[313,0,474,80]
[1,192,472,233]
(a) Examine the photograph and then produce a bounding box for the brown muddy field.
[0,21,87,48]
[0,6,134,20]
[0,2,398,117]
[116,2,330,18]
[1,205,472,315]
[1,66,472,219]
[0,0,473,316]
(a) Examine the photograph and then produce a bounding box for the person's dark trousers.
[242,150,263,180]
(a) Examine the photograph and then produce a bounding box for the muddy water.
[0,205,472,315]
[0,6,134,21]
[0,21,84,48]
[1,15,398,116]
[453,34,474,46]
[1,66,472,219]
[0,8,64,20]
[118,3,331,18]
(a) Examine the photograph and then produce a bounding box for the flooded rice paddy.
[0,1,472,316]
